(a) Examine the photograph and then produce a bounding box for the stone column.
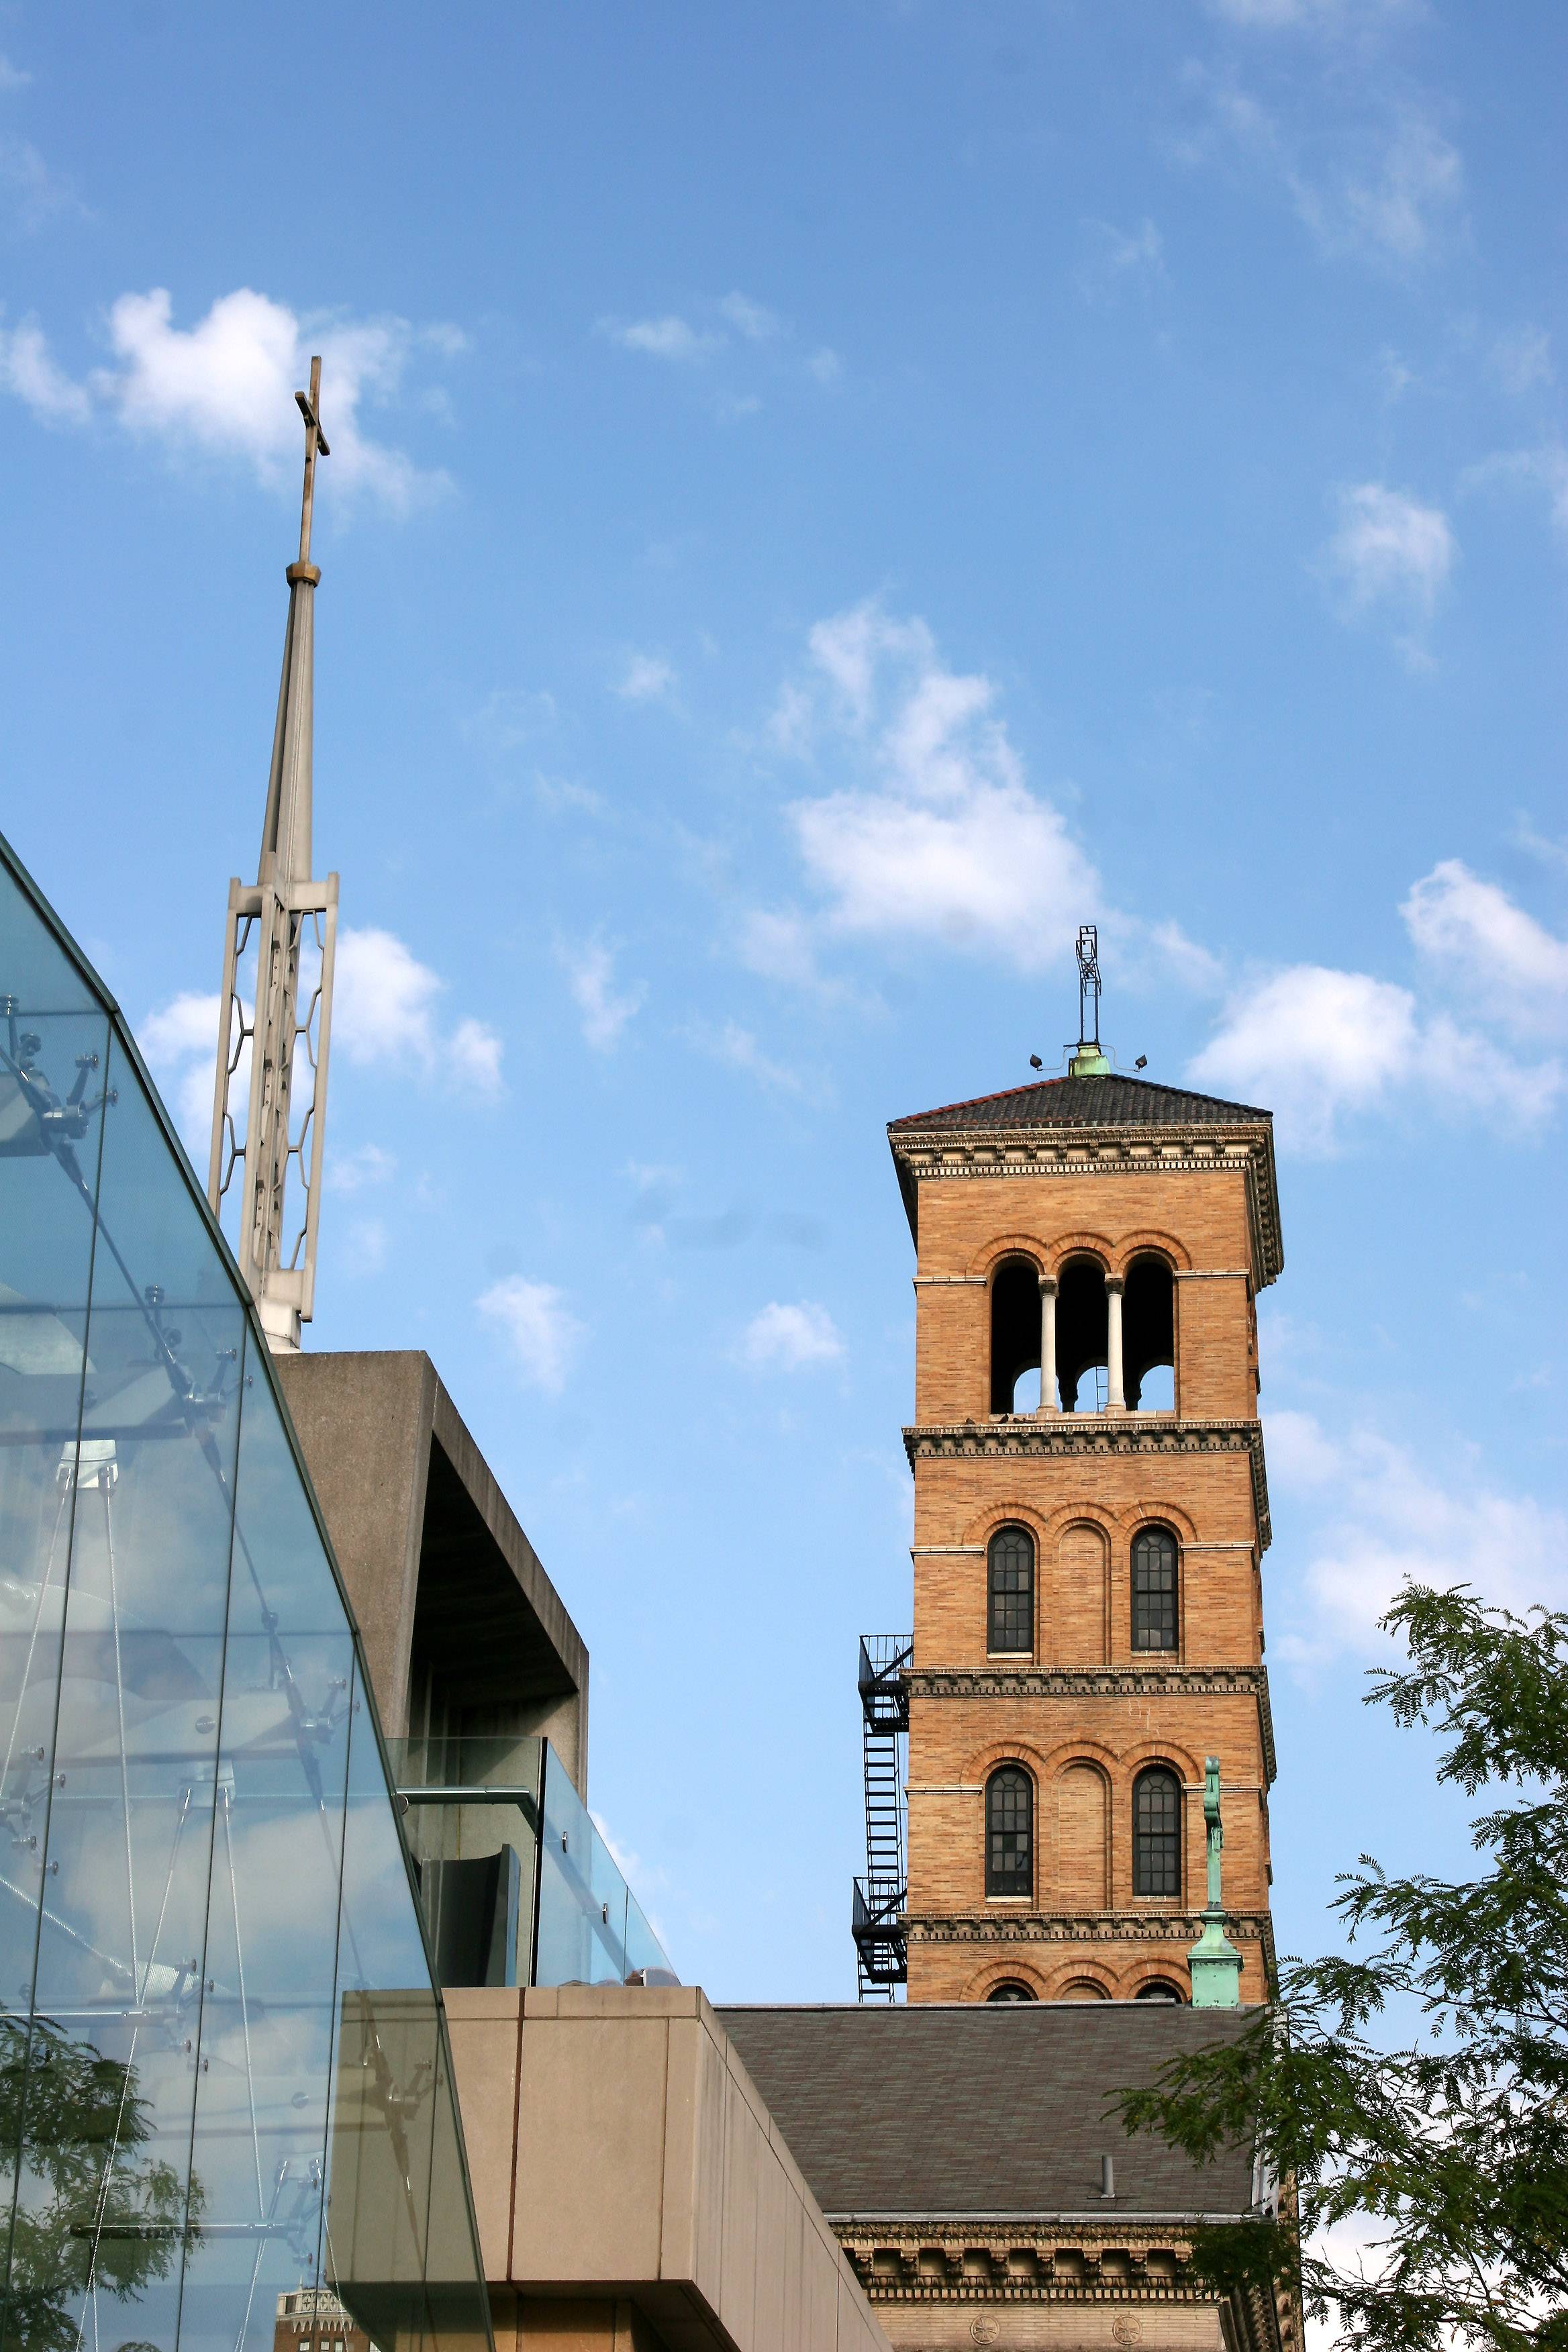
[1037,1275,1058,1416]
[1105,1275,1126,1412]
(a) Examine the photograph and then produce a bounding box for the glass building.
[0,832,493,2348]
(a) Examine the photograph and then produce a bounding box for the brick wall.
[901,1149,1274,2003]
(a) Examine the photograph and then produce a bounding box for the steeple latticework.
[208,356,340,1353]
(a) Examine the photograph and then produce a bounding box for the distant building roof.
[715,2002,1259,2219]
[889,1073,1272,1134]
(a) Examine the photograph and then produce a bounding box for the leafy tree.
[0,2012,199,2352]
[1116,1583,1568,2352]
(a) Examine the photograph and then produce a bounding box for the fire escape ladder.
[852,1633,911,2000]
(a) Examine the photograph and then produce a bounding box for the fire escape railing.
[852,1634,910,2000]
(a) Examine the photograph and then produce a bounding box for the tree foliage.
[0,2012,198,2352]
[1115,1583,1568,2352]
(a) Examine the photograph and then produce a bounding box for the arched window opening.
[1061,1979,1110,2001]
[1056,1256,1108,1414]
[1131,1526,1179,1654]
[1133,1767,1182,1898]
[989,1258,1042,1415]
[1124,1254,1175,1412]
[985,1980,1036,2002]
[987,1525,1035,1655]
[1135,1979,1185,2003]
[985,1766,1033,1899]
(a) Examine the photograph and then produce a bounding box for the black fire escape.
[852,1634,911,2000]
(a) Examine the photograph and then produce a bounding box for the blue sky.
[1,0,1564,1999]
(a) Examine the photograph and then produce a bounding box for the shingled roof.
[715,2002,1258,2219]
[889,1072,1272,1134]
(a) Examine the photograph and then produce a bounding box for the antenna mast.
[1068,923,1110,1077]
[207,356,340,1352]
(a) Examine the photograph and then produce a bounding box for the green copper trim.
[1189,1755,1243,2007]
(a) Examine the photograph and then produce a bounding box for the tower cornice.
[889,1121,1283,1289]
[903,1417,1272,1552]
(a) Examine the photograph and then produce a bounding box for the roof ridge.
[888,1072,1273,1131]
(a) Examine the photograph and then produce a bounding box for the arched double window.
[1136,1979,1185,2003]
[985,1766,1033,1899]
[987,1524,1034,1654]
[985,1979,1036,2003]
[1131,1526,1179,1653]
[1133,1766,1182,1898]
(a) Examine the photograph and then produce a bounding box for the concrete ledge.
[445,1986,891,2352]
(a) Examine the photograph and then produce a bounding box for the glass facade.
[0,836,492,2351]
[388,1738,676,1995]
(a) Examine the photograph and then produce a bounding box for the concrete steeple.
[207,357,340,1354]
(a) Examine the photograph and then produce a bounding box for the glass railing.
[387,1734,677,1994]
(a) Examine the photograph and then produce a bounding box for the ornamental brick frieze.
[903,1417,1273,1551]
[834,2224,1291,2352]
[906,1664,1277,1785]
[888,1125,1282,1289]
[835,2222,1203,2305]
[905,1908,1278,1970]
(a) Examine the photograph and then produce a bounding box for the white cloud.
[1324,483,1454,654]
[477,1276,583,1392]
[465,687,558,753]
[1402,859,1568,1025]
[1077,218,1164,304]
[0,287,454,507]
[739,1301,844,1372]
[1462,444,1568,543]
[0,136,81,231]
[1207,0,1410,23]
[1191,966,1418,1146]
[718,292,782,341]
[615,653,677,703]
[1330,114,1463,264]
[1491,326,1553,395]
[0,54,32,90]
[1177,75,1460,270]
[1267,1407,1568,1661]
[560,939,646,1052]
[326,1142,396,1195]
[767,603,1099,973]
[449,1017,505,1089]
[603,313,722,363]
[806,347,842,385]
[693,1018,814,1098]
[334,926,503,1087]
[0,316,92,424]
[141,989,224,1145]
[1190,867,1568,1149]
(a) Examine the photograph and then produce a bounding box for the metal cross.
[293,355,330,568]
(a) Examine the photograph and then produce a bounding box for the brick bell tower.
[865,950,1283,2006]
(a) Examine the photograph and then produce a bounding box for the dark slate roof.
[715,2002,1258,2218]
[889,1073,1272,1134]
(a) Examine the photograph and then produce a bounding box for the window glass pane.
[1134,1770,1181,1898]
[1131,1528,1178,1654]
[985,1768,1032,1898]
[987,1528,1034,1654]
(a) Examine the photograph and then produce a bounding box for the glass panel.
[423,2024,492,2352]
[14,1030,248,2352]
[325,1660,446,2351]
[0,850,102,1015]
[0,846,493,2352]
